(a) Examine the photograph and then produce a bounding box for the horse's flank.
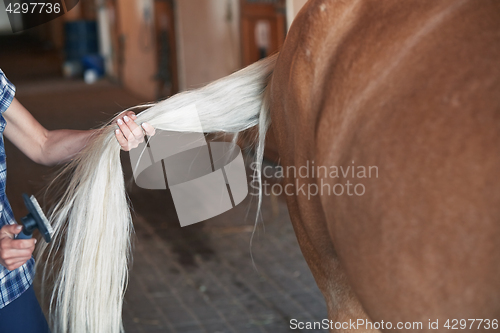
[271,0,500,331]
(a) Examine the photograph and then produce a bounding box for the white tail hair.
[36,53,278,333]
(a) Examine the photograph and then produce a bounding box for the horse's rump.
[271,0,500,329]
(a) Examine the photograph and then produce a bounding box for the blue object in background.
[82,54,105,76]
[64,20,99,61]
[64,20,104,81]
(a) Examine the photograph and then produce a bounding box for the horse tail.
[36,53,278,333]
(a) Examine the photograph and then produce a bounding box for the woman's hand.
[0,225,36,271]
[114,111,156,151]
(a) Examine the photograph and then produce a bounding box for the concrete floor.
[1,35,327,332]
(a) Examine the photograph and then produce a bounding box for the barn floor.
[1,35,327,333]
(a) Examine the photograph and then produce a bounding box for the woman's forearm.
[3,98,152,166]
[39,129,98,166]
[3,98,98,166]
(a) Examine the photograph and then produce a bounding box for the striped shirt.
[0,69,35,309]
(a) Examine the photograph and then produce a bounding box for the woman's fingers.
[123,111,137,120]
[4,249,33,260]
[0,239,35,270]
[4,258,31,271]
[113,111,136,124]
[116,117,133,140]
[10,238,35,250]
[115,128,128,150]
[123,116,144,141]
[141,122,156,137]
[115,117,143,150]
[114,114,155,151]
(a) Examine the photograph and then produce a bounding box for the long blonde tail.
[36,53,277,333]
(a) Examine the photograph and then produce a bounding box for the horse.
[269,0,500,331]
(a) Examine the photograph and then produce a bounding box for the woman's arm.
[3,98,154,166]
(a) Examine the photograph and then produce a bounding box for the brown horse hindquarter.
[270,0,500,331]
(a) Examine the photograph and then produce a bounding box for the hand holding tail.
[114,111,156,151]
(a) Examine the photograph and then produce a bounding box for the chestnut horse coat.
[269,0,500,331]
